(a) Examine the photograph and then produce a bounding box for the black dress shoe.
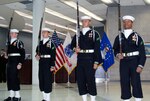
[13,97,21,101]
[4,97,13,101]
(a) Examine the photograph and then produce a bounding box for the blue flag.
[100,32,114,72]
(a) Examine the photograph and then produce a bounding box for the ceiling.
[0,0,148,38]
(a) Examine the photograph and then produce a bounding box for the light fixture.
[25,23,33,27]
[57,32,66,36]
[101,0,114,4]
[144,0,150,4]
[0,16,5,20]
[15,8,82,25]
[47,29,67,36]
[22,29,33,33]
[15,10,33,19]
[45,8,82,25]
[0,24,8,28]
[53,30,67,36]
[15,10,76,33]
[45,20,76,32]
[24,23,66,35]
[22,28,66,36]
[60,0,103,21]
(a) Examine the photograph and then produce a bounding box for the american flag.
[52,31,66,72]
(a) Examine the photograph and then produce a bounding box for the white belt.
[79,49,94,53]
[8,53,21,56]
[40,55,51,58]
[122,51,139,57]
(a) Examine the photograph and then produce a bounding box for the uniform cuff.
[116,53,120,57]
[73,48,76,52]
[35,54,39,57]
[138,65,144,69]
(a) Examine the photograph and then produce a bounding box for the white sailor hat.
[122,15,135,22]
[42,28,51,32]
[81,16,91,20]
[10,29,19,33]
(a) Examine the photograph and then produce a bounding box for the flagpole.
[104,72,108,93]
[105,72,108,84]
[66,28,71,87]
[53,28,57,87]
[53,73,56,86]
[67,58,70,87]
[67,72,70,87]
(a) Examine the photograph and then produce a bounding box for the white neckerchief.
[123,29,133,39]
[82,27,90,35]
[43,38,49,44]
[11,38,17,44]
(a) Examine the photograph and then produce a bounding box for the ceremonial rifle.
[118,0,122,54]
[76,0,80,48]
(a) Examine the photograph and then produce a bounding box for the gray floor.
[0,82,150,101]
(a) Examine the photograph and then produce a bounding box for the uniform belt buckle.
[41,55,51,58]
[83,50,86,53]
[123,51,139,57]
[126,53,130,56]
[123,53,127,57]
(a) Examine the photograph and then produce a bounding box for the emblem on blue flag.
[64,44,74,58]
[100,32,115,72]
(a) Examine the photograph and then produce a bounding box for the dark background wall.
[0,28,7,50]
[95,26,104,38]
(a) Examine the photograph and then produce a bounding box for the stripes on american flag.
[52,31,66,72]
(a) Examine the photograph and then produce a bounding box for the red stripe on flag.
[54,44,67,72]
[55,59,61,69]
[56,52,64,65]
[57,45,65,63]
